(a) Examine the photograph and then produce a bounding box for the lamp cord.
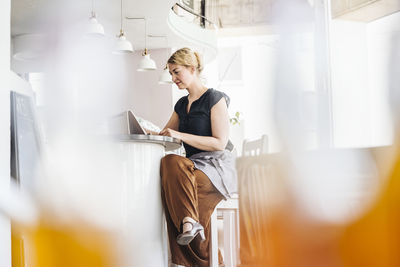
[165,36,168,65]
[144,18,147,50]
[120,0,123,31]
[147,34,169,65]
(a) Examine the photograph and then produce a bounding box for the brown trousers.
[161,154,224,267]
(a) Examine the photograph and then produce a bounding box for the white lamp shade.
[137,54,157,71]
[113,35,133,54]
[159,68,173,84]
[87,17,105,36]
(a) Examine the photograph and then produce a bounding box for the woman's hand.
[159,128,182,140]
[143,128,159,135]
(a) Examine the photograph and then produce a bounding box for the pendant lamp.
[144,35,173,84]
[137,18,156,71]
[113,0,133,54]
[159,65,173,84]
[87,0,104,36]
[137,48,157,71]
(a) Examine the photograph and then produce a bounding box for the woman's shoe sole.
[177,235,195,245]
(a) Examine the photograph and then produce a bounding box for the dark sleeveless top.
[174,88,230,158]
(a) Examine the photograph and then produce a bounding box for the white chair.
[210,134,269,267]
[242,134,268,156]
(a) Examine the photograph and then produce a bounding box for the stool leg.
[223,210,236,267]
[210,209,219,267]
[235,209,240,265]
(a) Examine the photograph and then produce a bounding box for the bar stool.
[210,194,239,267]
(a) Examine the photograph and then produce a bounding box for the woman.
[158,47,237,267]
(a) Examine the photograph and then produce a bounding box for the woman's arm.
[145,111,179,135]
[162,111,180,132]
[160,98,229,151]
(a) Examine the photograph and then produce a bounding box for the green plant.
[230,111,242,126]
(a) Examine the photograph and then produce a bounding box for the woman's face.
[168,63,195,89]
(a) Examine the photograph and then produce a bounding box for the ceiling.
[332,0,400,22]
[12,0,400,52]
[11,0,182,50]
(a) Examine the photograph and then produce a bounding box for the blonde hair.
[167,47,204,74]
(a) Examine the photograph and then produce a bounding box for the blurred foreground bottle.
[340,147,400,267]
[238,146,400,267]
[9,138,124,267]
[12,210,119,267]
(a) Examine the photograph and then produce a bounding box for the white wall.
[14,39,174,136]
[330,15,398,148]
[366,12,399,146]
[0,0,11,266]
[213,16,397,152]
[330,20,371,148]
[217,35,280,153]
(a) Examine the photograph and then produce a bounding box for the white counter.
[117,134,181,267]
